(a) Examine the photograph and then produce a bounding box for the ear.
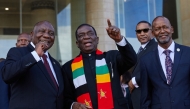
[76,40,79,48]
[30,31,34,40]
[171,26,174,33]
[96,37,99,44]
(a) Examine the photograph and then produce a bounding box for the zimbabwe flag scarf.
[71,49,114,109]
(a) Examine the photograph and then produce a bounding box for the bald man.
[16,33,31,47]
[141,16,190,109]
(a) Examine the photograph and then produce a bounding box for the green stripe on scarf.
[71,49,114,109]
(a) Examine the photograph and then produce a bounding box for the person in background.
[0,58,9,109]
[141,16,190,109]
[0,32,32,109]
[62,19,137,109]
[120,72,133,109]
[16,32,31,47]
[128,21,157,109]
[1,21,64,109]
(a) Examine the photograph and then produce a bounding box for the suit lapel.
[28,43,58,91]
[133,39,156,72]
[170,44,182,84]
[154,48,167,83]
[37,60,58,91]
[49,55,64,94]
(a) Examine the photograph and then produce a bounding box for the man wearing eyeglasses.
[128,21,157,109]
[62,19,137,109]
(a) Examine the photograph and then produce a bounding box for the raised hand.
[106,19,123,42]
[35,41,49,57]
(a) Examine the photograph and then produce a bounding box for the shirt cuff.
[116,37,127,46]
[31,51,41,62]
[71,102,75,109]
[132,77,139,88]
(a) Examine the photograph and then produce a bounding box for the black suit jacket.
[62,40,137,109]
[141,43,190,109]
[0,61,10,109]
[131,39,157,109]
[1,44,64,109]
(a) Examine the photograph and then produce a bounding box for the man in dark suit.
[0,58,9,109]
[128,21,157,109]
[62,19,137,109]
[141,16,190,109]
[1,21,64,109]
[0,33,32,109]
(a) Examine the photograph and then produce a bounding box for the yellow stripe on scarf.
[96,73,110,83]
[72,60,83,72]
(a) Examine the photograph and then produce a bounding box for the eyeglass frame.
[135,28,151,34]
[77,31,97,40]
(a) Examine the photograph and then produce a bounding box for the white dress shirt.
[158,41,174,84]
[30,42,59,85]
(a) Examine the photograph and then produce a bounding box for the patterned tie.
[42,54,58,90]
[137,46,144,54]
[163,50,172,84]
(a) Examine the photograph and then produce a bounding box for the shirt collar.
[141,41,149,49]
[158,41,175,56]
[30,42,49,58]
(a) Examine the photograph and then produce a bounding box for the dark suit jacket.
[1,44,64,109]
[62,41,137,109]
[140,43,190,109]
[131,39,157,109]
[0,61,10,109]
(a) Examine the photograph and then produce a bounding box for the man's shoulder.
[62,59,74,68]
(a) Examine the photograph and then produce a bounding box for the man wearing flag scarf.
[62,19,137,109]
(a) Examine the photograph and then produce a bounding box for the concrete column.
[70,0,86,57]
[176,0,190,46]
[86,0,116,51]
[30,0,59,60]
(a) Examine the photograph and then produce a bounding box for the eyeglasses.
[77,32,96,40]
[135,28,151,34]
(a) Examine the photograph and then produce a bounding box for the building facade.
[0,0,189,64]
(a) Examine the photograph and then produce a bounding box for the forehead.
[18,35,29,39]
[136,23,150,29]
[35,21,54,31]
[153,17,170,27]
[77,25,94,34]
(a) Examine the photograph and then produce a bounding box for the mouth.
[84,42,92,47]
[159,35,167,39]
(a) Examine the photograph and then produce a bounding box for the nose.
[160,28,165,33]
[140,31,145,35]
[43,32,50,38]
[83,33,91,39]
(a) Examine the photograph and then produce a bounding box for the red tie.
[42,54,58,90]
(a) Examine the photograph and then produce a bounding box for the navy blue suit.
[1,44,64,109]
[140,43,190,109]
[0,61,10,109]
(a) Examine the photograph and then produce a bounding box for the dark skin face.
[31,21,55,55]
[76,25,99,53]
[152,17,174,49]
[136,23,152,44]
[16,33,31,47]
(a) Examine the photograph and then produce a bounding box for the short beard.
[157,36,171,44]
